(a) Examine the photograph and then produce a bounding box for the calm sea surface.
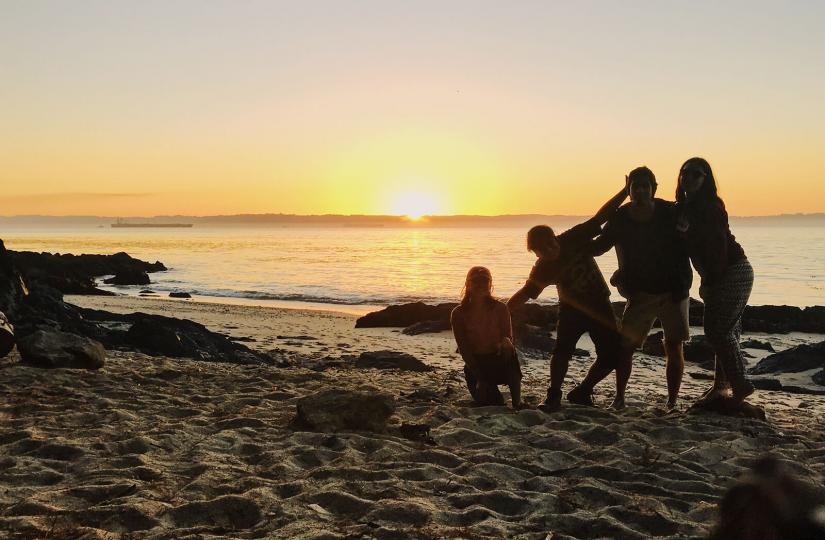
[4,225,824,314]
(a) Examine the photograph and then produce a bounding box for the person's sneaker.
[567,385,595,407]
[538,389,563,413]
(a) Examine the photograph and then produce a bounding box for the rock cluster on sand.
[750,341,825,376]
[294,388,395,432]
[17,329,106,369]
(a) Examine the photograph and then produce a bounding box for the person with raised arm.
[507,185,627,411]
[590,166,692,410]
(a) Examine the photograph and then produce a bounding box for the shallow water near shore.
[5,224,825,310]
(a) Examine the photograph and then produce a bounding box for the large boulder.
[750,341,825,375]
[294,388,395,432]
[0,311,14,358]
[103,270,150,286]
[813,370,825,386]
[17,329,105,369]
[356,302,454,328]
[356,351,432,372]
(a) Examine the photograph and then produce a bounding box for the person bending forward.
[508,186,628,412]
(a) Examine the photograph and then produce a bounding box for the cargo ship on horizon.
[111,218,193,228]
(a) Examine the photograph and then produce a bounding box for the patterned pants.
[700,259,754,391]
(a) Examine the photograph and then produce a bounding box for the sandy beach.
[1,295,824,539]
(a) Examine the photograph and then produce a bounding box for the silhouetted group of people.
[452,157,755,413]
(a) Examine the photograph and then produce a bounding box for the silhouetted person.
[507,185,628,411]
[676,158,754,409]
[451,266,522,408]
[591,167,692,410]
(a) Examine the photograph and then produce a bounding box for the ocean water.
[4,224,824,313]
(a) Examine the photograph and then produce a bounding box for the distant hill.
[1,213,824,228]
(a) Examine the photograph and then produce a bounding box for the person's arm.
[590,186,629,227]
[450,307,478,374]
[589,217,617,256]
[701,200,731,287]
[507,283,540,313]
[498,302,513,342]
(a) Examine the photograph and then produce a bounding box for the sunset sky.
[2,1,824,217]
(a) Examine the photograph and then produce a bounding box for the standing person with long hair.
[676,157,755,408]
[451,266,523,408]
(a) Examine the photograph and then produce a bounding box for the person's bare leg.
[664,339,685,410]
[501,339,522,408]
[609,346,633,410]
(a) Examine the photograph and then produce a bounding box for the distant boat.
[111,218,193,228]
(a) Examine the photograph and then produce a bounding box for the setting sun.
[390,190,441,220]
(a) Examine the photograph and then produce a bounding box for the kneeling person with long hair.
[451,267,522,408]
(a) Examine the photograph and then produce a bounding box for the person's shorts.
[620,292,690,348]
[554,299,621,367]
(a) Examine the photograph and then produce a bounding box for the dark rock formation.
[814,370,825,386]
[169,292,192,299]
[103,270,151,286]
[294,388,395,432]
[750,341,825,375]
[0,240,29,320]
[356,302,454,328]
[18,329,105,369]
[7,250,165,295]
[358,300,825,337]
[0,311,14,358]
[402,320,450,335]
[751,378,783,391]
[641,331,666,356]
[356,351,432,372]
[741,339,775,352]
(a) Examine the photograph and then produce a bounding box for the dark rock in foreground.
[356,351,432,372]
[18,329,105,369]
[169,292,192,299]
[402,320,449,335]
[294,388,395,432]
[813,370,825,386]
[750,341,825,375]
[356,302,454,328]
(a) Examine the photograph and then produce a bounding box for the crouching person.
[451,266,522,408]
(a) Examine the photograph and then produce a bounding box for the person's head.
[677,157,718,204]
[527,225,560,261]
[627,166,657,204]
[460,266,493,306]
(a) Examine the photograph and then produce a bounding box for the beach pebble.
[17,329,105,370]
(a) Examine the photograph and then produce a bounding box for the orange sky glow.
[2,2,823,217]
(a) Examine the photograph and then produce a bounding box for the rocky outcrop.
[103,270,151,286]
[169,292,192,299]
[294,388,395,432]
[356,351,432,372]
[17,329,105,369]
[8,250,166,295]
[357,300,825,336]
[750,341,825,375]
